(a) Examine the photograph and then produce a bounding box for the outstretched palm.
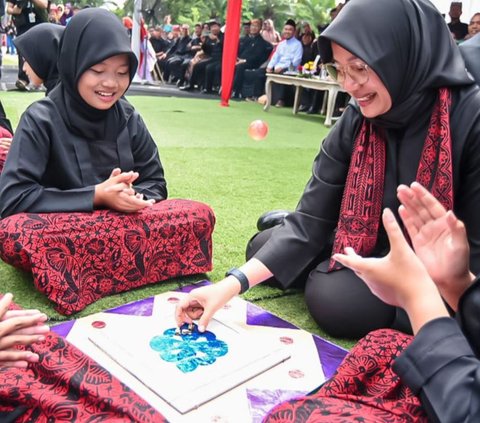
[397,183,470,286]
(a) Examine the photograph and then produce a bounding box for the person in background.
[162,14,172,34]
[239,20,251,48]
[6,0,48,91]
[232,18,273,100]
[266,19,303,107]
[261,18,281,46]
[464,12,480,41]
[296,20,315,40]
[459,17,480,84]
[4,17,16,54]
[448,1,469,41]
[14,22,64,94]
[59,2,72,25]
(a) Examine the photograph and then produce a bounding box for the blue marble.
[150,323,228,373]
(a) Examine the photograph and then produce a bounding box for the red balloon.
[248,120,269,141]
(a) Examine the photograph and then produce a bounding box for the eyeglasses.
[325,62,370,85]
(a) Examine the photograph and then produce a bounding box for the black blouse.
[254,85,480,286]
[0,98,167,217]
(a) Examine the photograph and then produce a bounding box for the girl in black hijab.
[0,8,167,216]
[0,7,213,317]
[176,0,480,340]
[14,23,64,94]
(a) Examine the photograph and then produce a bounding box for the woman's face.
[22,61,43,87]
[77,54,130,110]
[468,14,480,36]
[332,42,392,118]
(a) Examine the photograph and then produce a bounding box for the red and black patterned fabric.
[0,199,215,315]
[264,329,428,422]
[0,148,7,175]
[0,125,12,174]
[329,88,453,270]
[0,331,167,422]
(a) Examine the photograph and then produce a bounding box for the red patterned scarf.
[329,88,453,271]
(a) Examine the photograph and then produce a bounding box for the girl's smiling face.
[77,54,130,110]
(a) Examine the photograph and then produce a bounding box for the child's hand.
[94,168,155,213]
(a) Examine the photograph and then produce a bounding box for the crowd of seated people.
[137,7,357,103]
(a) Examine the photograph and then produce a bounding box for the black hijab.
[49,8,138,140]
[318,0,473,128]
[14,23,64,94]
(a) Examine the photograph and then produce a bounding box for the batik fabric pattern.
[329,88,453,270]
[0,199,215,315]
[264,329,428,422]
[0,332,167,422]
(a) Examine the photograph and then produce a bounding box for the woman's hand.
[0,294,50,368]
[175,278,242,332]
[334,208,449,333]
[397,182,475,310]
[94,168,155,213]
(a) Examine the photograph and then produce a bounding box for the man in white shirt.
[266,19,303,107]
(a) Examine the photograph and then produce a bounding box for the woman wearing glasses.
[176,0,480,342]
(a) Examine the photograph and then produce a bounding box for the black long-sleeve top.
[394,277,480,422]
[202,32,224,61]
[0,98,167,217]
[167,36,192,57]
[254,85,480,286]
[238,34,273,69]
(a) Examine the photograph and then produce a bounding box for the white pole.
[132,0,142,82]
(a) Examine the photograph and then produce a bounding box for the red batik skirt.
[264,329,428,423]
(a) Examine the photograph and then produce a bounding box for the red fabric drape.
[220,0,242,106]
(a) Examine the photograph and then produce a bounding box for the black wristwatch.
[225,268,250,294]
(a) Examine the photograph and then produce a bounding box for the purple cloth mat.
[51,279,348,410]
[52,280,347,363]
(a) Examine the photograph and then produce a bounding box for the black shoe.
[176,79,185,87]
[306,107,319,115]
[202,88,214,94]
[179,84,194,91]
[256,210,291,231]
[15,79,29,91]
[298,104,309,112]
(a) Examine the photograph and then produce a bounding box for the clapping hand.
[397,182,474,309]
[333,208,449,333]
[94,168,155,213]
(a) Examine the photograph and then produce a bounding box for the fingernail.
[27,353,39,362]
[198,325,205,332]
[37,336,46,342]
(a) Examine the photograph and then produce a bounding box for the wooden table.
[264,73,347,126]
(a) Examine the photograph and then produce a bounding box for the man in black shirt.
[232,19,273,99]
[447,1,469,41]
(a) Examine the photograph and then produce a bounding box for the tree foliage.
[117,0,336,30]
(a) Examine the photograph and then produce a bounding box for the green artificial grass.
[0,91,355,350]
